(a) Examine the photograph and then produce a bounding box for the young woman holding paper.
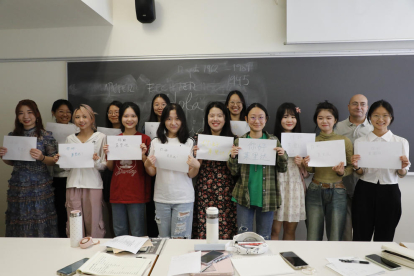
[303,101,353,241]
[105,100,122,129]
[225,90,247,121]
[192,102,237,240]
[271,103,309,240]
[103,102,151,237]
[51,99,74,237]
[351,100,410,242]
[228,103,288,240]
[102,100,122,237]
[142,93,170,237]
[53,104,107,238]
[144,103,200,238]
[0,99,58,237]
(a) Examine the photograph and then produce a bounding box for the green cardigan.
[227,131,288,212]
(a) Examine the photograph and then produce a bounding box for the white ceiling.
[0,0,112,30]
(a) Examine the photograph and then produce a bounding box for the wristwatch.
[353,167,361,171]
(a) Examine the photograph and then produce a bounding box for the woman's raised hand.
[103,145,109,155]
[274,147,285,156]
[0,147,7,158]
[230,145,241,159]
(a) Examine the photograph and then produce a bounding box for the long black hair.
[119,102,141,133]
[148,94,171,122]
[274,102,302,141]
[225,90,247,120]
[156,103,190,144]
[13,99,44,137]
[105,100,122,128]
[202,102,234,137]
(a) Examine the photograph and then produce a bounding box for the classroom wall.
[0,0,413,239]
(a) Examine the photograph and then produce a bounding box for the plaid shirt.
[227,131,287,212]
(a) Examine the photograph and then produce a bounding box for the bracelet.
[336,172,344,177]
[397,169,407,177]
[41,155,46,162]
[353,167,361,171]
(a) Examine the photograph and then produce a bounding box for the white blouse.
[355,130,410,184]
[65,132,107,189]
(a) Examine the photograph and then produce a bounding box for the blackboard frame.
[68,55,413,171]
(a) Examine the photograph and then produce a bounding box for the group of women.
[0,91,409,243]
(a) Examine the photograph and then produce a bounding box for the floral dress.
[5,128,58,237]
[192,135,237,240]
[274,157,307,222]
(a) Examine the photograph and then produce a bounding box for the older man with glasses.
[334,94,373,241]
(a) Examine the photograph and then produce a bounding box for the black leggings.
[352,180,401,242]
[52,177,68,238]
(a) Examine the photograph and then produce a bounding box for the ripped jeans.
[236,204,274,240]
[154,202,193,238]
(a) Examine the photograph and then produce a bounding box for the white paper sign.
[307,140,347,167]
[167,251,201,276]
[58,143,94,168]
[97,127,122,136]
[2,136,37,161]
[145,122,160,140]
[238,138,277,165]
[107,135,142,161]
[196,134,234,162]
[355,142,402,169]
[282,133,316,157]
[46,122,78,144]
[230,121,250,137]
[154,143,190,173]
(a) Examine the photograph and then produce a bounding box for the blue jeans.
[305,182,347,241]
[154,202,193,238]
[236,204,274,240]
[112,203,146,237]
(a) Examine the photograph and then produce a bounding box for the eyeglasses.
[108,111,119,116]
[372,114,391,120]
[229,101,242,106]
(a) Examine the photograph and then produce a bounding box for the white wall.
[0,0,413,239]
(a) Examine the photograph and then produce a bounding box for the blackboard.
[68,56,414,171]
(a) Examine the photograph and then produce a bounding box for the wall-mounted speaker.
[135,0,156,23]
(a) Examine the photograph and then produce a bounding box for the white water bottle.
[206,207,219,244]
[70,210,83,247]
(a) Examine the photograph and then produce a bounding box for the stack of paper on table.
[231,254,295,276]
[326,257,385,276]
[381,243,414,268]
[105,235,149,254]
[167,251,201,276]
[77,251,151,276]
[139,238,167,255]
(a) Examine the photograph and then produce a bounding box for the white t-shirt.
[355,130,410,184]
[149,137,194,204]
[65,132,107,189]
